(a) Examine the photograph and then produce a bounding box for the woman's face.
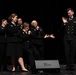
[25,26,29,31]
[2,20,8,25]
[32,21,38,27]
[12,16,18,22]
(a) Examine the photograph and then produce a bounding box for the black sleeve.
[0,26,6,34]
[31,27,45,39]
[7,24,18,35]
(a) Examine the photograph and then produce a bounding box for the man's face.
[67,10,74,17]
[18,18,23,25]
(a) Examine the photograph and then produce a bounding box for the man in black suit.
[62,8,76,70]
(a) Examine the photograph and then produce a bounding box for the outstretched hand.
[44,34,49,38]
[49,34,55,38]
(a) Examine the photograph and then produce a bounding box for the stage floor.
[0,65,76,75]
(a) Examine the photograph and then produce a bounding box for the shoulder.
[30,27,34,30]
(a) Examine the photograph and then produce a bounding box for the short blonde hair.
[31,20,37,25]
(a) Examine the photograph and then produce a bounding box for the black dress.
[20,29,40,72]
[0,25,7,69]
[6,22,22,57]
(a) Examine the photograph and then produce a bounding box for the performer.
[62,8,76,70]
[0,19,8,71]
[30,20,55,60]
[21,22,40,73]
[17,18,23,29]
[6,13,28,72]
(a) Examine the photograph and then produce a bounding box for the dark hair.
[8,13,17,22]
[67,8,74,12]
[0,19,7,25]
[1,19,7,24]
[1,19,6,22]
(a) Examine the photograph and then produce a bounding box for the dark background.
[0,0,76,64]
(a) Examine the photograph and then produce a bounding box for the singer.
[62,8,76,71]
[30,20,55,60]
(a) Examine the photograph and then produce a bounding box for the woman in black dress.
[0,19,8,71]
[21,22,40,73]
[30,20,55,60]
[7,13,28,72]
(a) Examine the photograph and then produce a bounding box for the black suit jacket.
[30,27,45,45]
[0,25,7,43]
[64,17,76,40]
[7,23,19,43]
[20,29,31,49]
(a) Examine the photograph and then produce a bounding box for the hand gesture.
[28,30,31,35]
[62,17,68,24]
[44,34,49,38]
[36,26,40,30]
[49,34,55,38]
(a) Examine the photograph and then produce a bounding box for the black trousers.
[33,44,44,60]
[64,39,76,66]
[23,43,40,71]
